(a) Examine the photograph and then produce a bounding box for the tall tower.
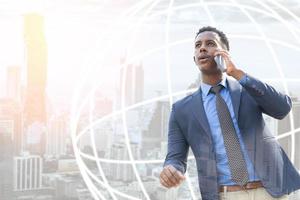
[141,100,170,153]
[119,58,144,107]
[46,114,68,157]
[23,13,47,155]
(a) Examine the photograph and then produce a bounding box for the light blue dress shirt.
[201,75,260,185]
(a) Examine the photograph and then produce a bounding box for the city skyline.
[0,0,300,199]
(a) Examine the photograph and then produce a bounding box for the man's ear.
[193,56,196,63]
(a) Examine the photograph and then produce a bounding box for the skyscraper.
[0,104,14,200]
[0,99,22,200]
[46,114,68,157]
[119,58,144,107]
[0,99,21,154]
[109,143,140,182]
[23,13,47,155]
[13,154,43,191]
[142,101,170,152]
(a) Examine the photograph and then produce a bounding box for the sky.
[0,0,300,105]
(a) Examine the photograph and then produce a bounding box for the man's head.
[193,26,229,75]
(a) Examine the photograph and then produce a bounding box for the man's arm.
[237,73,292,119]
[160,104,188,188]
[214,50,292,120]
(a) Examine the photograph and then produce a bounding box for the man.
[159,26,300,200]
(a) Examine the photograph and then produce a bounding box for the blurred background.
[0,0,300,199]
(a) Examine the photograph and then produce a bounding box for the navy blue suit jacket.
[163,75,300,200]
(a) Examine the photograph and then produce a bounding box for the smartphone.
[214,55,226,72]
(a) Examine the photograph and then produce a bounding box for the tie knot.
[210,85,223,94]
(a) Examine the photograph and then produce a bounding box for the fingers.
[165,167,181,186]
[213,49,241,78]
[160,167,176,188]
[159,165,185,188]
[160,174,172,188]
[214,50,231,61]
[214,49,237,69]
[167,165,186,182]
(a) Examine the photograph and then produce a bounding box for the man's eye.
[195,43,200,48]
[208,42,215,46]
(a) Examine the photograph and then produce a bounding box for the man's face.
[194,31,225,75]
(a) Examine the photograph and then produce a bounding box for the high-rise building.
[46,114,68,157]
[23,13,47,155]
[0,118,14,200]
[0,119,14,156]
[119,58,144,107]
[6,65,21,102]
[0,99,22,154]
[142,101,170,152]
[56,175,82,199]
[0,99,22,199]
[109,143,140,182]
[13,154,43,191]
[93,121,113,152]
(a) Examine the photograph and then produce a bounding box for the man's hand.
[214,50,245,80]
[159,165,186,188]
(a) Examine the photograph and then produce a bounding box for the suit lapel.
[191,88,212,138]
[227,77,242,121]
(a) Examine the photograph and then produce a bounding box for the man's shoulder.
[172,89,198,109]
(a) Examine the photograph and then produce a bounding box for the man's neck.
[201,72,223,86]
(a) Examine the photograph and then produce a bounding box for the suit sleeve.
[163,104,189,174]
[239,74,292,119]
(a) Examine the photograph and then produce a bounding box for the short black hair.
[195,26,229,51]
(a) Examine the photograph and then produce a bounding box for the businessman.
[160,26,300,200]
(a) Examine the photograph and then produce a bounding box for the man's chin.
[200,67,220,75]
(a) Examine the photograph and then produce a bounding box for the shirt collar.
[201,75,228,97]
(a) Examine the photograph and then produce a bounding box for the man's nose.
[199,45,207,52]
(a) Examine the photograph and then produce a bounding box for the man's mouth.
[198,55,211,62]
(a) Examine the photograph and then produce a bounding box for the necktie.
[210,85,249,186]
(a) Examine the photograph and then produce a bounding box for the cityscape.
[1,0,300,200]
